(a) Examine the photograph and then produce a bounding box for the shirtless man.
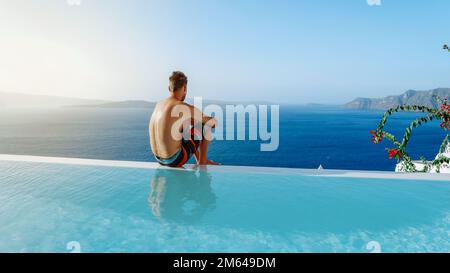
[149,71,219,167]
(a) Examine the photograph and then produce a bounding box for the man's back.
[149,98,183,158]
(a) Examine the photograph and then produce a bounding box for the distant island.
[0,91,272,109]
[2,88,450,110]
[70,100,156,109]
[0,91,108,108]
[344,88,450,110]
[71,99,273,108]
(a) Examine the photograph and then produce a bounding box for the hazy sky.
[0,0,449,103]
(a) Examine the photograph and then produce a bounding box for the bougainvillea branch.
[439,134,450,153]
[371,97,450,172]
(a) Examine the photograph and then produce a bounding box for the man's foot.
[207,159,220,165]
[199,159,220,166]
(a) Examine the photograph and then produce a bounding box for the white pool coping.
[1,154,450,181]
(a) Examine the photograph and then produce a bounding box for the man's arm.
[183,103,217,128]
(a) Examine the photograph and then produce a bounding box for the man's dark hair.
[169,71,188,92]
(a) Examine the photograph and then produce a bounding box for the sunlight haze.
[1,0,449,103]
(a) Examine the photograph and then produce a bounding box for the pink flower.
[387,148,402,160]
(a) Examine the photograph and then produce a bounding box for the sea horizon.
[0,105,445,172]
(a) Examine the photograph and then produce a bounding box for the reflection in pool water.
[0,159,449,252]
[149,167,216,224]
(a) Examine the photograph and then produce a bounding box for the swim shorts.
[154,127,202,167]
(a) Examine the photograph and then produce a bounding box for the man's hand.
[204,117,217,128]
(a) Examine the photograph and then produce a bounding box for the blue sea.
[0,106,447,171]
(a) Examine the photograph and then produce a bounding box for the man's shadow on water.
[148,167,217,224]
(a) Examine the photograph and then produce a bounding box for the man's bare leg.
[198,138,210,165]
[194,126,219,165]
[194,149,201,164]
[193,139,219,165]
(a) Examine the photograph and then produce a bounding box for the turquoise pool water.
[0,159,449,253]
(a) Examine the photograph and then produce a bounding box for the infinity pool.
[0,155,449,253]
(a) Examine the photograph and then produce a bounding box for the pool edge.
[1,153,450,181]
